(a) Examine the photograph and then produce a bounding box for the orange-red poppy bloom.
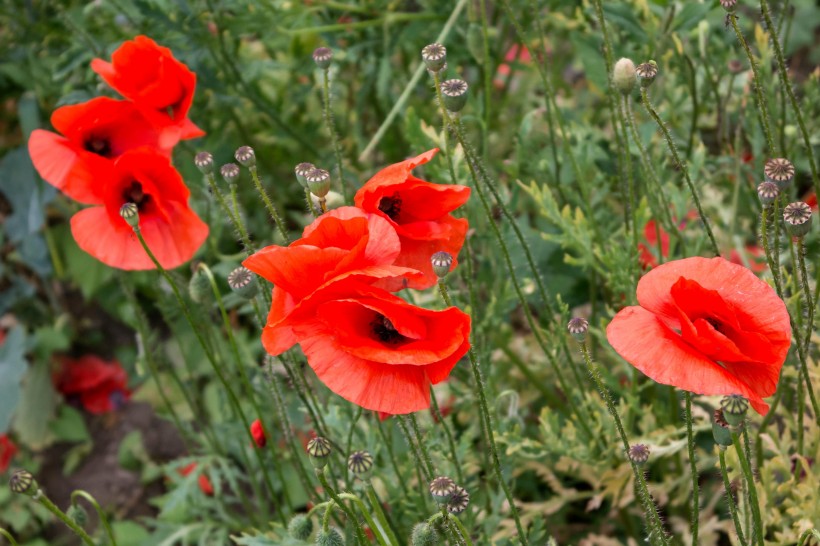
[54,355,131,414]
[68,148,208,270]
[0,435,18,474]
[638,219,671,269]
[177,462,214,496]
[91,36,203,147]
[354,149,470,290]
[607,257,790,414]
[250,419,266,448]
[28,98,168,204]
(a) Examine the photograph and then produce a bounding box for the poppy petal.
[28,130,110,204]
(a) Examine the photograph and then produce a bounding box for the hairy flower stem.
[731,429,764,546]
[365,483,401,546]
[718,449,748,546]
[321,67,349,203]
[640,88,719,256]
[374,416,410,497]
[0,529,18,546]
[36,493,96,546]
[728,13,777,156]
[249,166,289,242]
[430,390,464,484]
[337,492,391,546]
[439,281,530,544]
[684,392,700,545]
[70,490,117,546]
[759,206,784,297]
[580,342,670,546]
[316,471,369,545]
[205,172,255,253]
[397,415,433,482]
[409,413,436,477]
[428,512,475,546]
[759,0,819,194]
[619,94,640,298]
[796,238,814,350]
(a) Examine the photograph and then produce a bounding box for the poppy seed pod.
[756,182,779,206]
[720,395,749,427]
[567,317,589,342]
[764,158,795,189]
[428,475,456,503]
[712,409,733,448]
[447,485,470,514]
[312,47,333,69]
[431,251,453,279]
[720,0,737,12]
[440,79,469,113]
[306,168,331,198]
[411,522,439,546]
[9,469,37,496]
[636,61,658,87]
[347,450,374,480]
[220,163,240,185]
[194,151,214,174]
[294,162,314,189]
[306,437,332,469]
[628,444,650,465]
[316,528,344,546]
[228,266,258,299]
[287,514,313,541]
[613,58,637,95]
[119,202,139,228]
[783,202,812,238]
[421,43,447,73]
[234,146,256,168]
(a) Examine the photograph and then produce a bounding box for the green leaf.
[0,147,55,245]
[48,405,89,443]
[0,327,27,433]
[112,521,151,546]
[12,359,57,450]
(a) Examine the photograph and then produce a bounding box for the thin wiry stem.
[718,449,748,546]
[684,392,700,545]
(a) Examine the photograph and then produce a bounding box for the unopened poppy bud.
[220,163,240,185]
[628,444,650,465]
[440,79,468,113]
[756,182,779,206]
[783,202,812,238]
[613,58,637,95]
[712,409,733,448]
[9,469,37,497]
[411,522,439,546]
[421,43,447,73]
[306,437,332,469]
[720,395,748,427]
[447,485,470,514]
[347,450,374,480]
[316,528,344,546]
[288,514,314,540]
[312,47,333,69]
[431,251,453,278]
[764,158,795,189]
[636,61,658,87]
[294,162,314,189]
[234,146,256,168]
[119,202,139,228]
[306,168,331,198]
[428,475,456,503]
[67,503,88,527]
[194,151,214,174]
[720,0,737,12]
[227,266,258,299]
[188,269,211,303]
[567,317,589,342]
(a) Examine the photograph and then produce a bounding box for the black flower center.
[84,137,112,158]
[378,193,402,220]
[122,181,150,210]
[371,314,406,345]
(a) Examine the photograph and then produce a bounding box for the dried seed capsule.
[306,168,331,198]
[307,437,332,469]
[194,151,214,174]
[347,450,374,480]
[783,202,812,238]
[228,266,258,300]
[220,163,240,185]
[613,58,637,95]
[636,61,658,87]
[428,475,456,503]
[440,79,468,113]
[756,182,779,206]
[234,146,256,168]
[720,0,738,12]
[313,47,333,69]
[720,395,748,427]
[764,158,795,189]
[119,202,139,228]
[295,162,315,188]
[9,469,37,496]
[421,43,447,73]
[628,444,650,465]
[567,317,589,342]
[431,251,453,279]
[447,485,470,514]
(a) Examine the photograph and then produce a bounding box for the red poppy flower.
[354,149,470,290]
[243,207,423,355]
[0,435,18,474]
[638,219,671,269]
[177,462,214,496]
[28,98,168,204]
[91,36,203,147]
[250,419,266,448]
[727,245,767,274]
[607,257,790,414]
[54,355,131,414]
[68,148,208,270]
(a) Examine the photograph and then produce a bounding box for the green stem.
[205,172,255,254]
[478,0,492,150]
[427,512,475,546]
[365,483,401,546]
[249,166,289,242]
[728,13,777,155]
[619,93,640,298]
[759,0,819,195]
[397,413,433,484]
[70,490,117,546]
[796,238,814,351]
[37,494,95,546]
[731,429,764,546]
[321,66,349,203]
[374,415,410,497]
[338,493,391,546]
[0,528,19,545]
[430,391,464,484]
[760,206,784,297]
[322,500,336,532]
[798,529,820,546]
[718,449,748,546]
[684,393,700,545]
[317,469,369,545]
[640,87,719,256]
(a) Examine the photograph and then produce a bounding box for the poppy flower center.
[378,193,402,220]
[84,137,112,158]
[371,314,407,345]
[122,181,150,210]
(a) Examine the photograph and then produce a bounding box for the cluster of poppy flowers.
[28,36,208,270]
[244,149,473,415]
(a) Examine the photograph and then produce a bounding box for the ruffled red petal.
[28,130,110,205]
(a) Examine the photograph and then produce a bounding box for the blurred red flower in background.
[354,149,470,290]
[250,419,266,448]
[177,462,214,496]
[0,435,18,474]
[607,257,790,414]
[54,355,131,414]
[92,35,203,146]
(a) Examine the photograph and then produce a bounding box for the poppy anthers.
[354,149,470,290]
[607,257,790,414]
[54,355,131,414]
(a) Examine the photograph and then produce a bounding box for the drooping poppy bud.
[288,514,314,540]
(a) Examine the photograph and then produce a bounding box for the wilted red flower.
[250,419,266,448]
[0,435,18,474]
[28,98,169,204]
[91,36,203,146]
[68,148,208,270]
[54,355,131,414]
[354,149,470,290]
[607,257,790,414]
[177,462,214,496]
